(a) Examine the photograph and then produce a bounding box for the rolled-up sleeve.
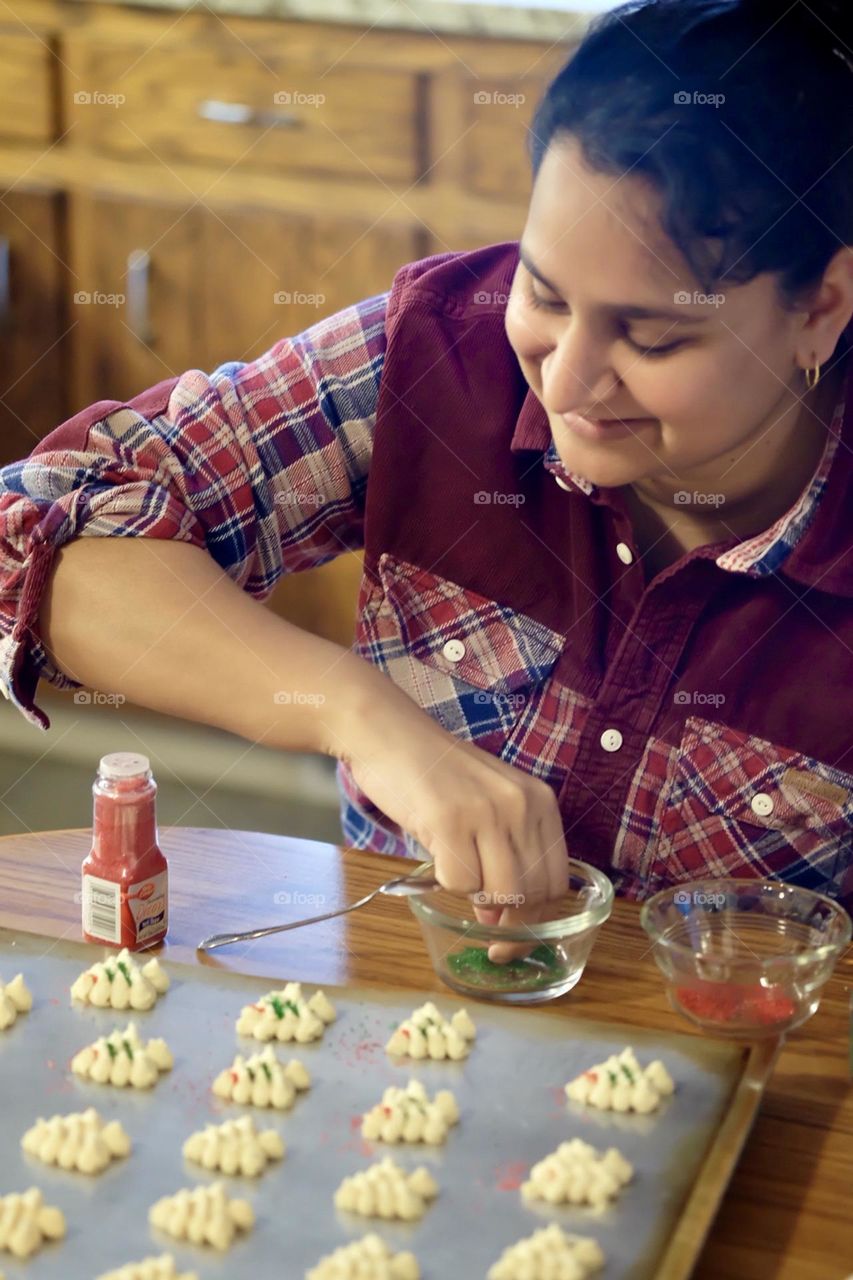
[0,291,388,729]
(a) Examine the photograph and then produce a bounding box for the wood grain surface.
[0,826,850,1279]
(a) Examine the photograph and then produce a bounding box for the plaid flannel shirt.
[1,243,851,906]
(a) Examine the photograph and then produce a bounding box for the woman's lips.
[561,413,658,442]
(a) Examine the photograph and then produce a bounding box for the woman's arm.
[38,535,365,756]
[0,293,386,729]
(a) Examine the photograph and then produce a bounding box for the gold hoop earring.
[804,361,821,391]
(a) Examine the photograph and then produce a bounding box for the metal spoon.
[196,860,438,953]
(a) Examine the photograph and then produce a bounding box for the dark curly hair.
[529,0,853,313]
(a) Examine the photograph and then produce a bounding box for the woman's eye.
[525,284,563,311]
[625,338,686,358]
[524,280,686,357]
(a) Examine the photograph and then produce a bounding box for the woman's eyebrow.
[518,246,711,323]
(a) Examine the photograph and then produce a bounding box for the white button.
[600,728,623,753]
[616,542,634,565]
[442,638,466,663]
[751,792,774,817]
[554,474,573,491]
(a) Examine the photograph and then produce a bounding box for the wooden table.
[1,826,851,1279]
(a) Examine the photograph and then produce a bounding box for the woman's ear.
[794,245,853,370]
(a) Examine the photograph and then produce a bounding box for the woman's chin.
[553,445,660,491]
[550,422,665,490]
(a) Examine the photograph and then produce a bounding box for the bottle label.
[128,870,168,944]
[82,873,121,944]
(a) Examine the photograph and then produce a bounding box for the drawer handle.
[0,237,10,329]
[197,99,304,130]
[126,248,152,345]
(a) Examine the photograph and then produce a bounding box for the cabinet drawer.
[0,32,56,144]
[65,40,423,183]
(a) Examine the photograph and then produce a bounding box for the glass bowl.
[407,859,613,1004]
[640,878,852,1038]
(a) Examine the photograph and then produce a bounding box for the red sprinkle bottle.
[81,752,169,951]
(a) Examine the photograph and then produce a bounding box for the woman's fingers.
[487,900,553,965]
[473,904,504,926]
[425,826,482,896]
[537,797,571,902]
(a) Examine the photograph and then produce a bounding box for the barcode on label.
[83,874,120,944]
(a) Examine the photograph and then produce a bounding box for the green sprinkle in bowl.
[407,859,613,1004]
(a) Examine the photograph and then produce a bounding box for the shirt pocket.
[357,553,565,749]
[655,716,853,900]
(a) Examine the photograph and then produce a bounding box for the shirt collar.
[511,339,853,595]
[511,391,597,496]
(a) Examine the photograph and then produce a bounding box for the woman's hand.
[330,661,568,912]
[472,901,554,964]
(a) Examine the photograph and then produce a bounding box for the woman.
[1,0,851,933]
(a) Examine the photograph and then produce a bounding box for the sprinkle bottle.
[81,752,169,950]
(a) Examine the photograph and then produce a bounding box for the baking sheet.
[0,929,752,1279]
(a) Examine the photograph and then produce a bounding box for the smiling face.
[505,136,821,498]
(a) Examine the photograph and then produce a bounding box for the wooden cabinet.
[67,192,201,409]
[67,38,426,185]
[0,188,68,466]
[1,0,575,646]
[0,32,56,145]
[198,206,427,372]
[197,207,428,646]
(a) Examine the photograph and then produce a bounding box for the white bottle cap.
[98,752,151,780]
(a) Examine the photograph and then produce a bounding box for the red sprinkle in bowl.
[640,878,851,1038]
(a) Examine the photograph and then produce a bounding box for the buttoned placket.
[544,465,721,860]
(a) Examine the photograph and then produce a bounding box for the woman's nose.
[540,328,618,416]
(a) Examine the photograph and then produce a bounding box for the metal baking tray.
[0,929,775,1279]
